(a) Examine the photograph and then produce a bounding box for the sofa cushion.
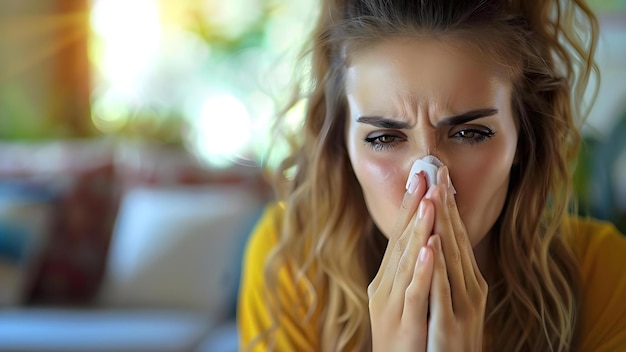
[99,184,263,320]
[0,139,119,305]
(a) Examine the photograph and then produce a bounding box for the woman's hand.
[367,167,488,352]
[368,172,436,352]
[425,166,488,351]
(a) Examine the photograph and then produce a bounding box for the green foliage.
[0,86,71,140]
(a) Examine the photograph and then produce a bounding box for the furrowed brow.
[356,116,410,129]
[436,108,498,127]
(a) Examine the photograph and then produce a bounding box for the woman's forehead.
[344,34,518,82]
[345,37,511,114]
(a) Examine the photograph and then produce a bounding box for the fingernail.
[418,201,426,219]
[437,166,445,186]
[427,235,436,247]
[428,234,441,249]
[425,184,436,200]
[418,246,429,262]
[443,166,457,195]
[407,173,419,194]
[447,175,457,195]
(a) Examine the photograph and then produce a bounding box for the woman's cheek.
[451,151,512,245]
[451,169,479,240]
[356,156,405,236]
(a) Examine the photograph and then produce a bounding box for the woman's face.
[345,37,518,247]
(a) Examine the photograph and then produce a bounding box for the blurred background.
[0,0,624,351]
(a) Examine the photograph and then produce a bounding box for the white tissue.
[406,159,439,189]
[405,155,456,194]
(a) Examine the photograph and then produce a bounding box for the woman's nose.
[411,127,441,160]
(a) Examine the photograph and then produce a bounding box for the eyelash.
[450,128,496,145]
[364,134,405,151]
[364,128,495,151]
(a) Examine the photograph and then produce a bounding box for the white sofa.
[0,184,264,352]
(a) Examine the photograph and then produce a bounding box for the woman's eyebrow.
[356,108,498,129]
[436,108,499,127]
[356,116,411,129]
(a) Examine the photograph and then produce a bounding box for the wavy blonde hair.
[255,0,599,351]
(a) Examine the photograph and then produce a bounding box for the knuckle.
[451,249,461,264]
[478,276,488,293]
[470,289,488,311]
[404,283,425,304]
[468,285,488,309]
[368,296,382,312]
[400,199,411,211]
[435,282,448,299]
[444,187,456,208]
[453,298,470,319]
[393,237,407,255]
[456,232,468,249]
[479,294,488,310]
[367,284,376,298]
[397,254,412,274]
[446,196,456,209]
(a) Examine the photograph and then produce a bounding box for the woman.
[238,0,626,350]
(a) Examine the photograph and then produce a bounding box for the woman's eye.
[377,135,396,144]
[364,133,404,151]
[457,130,476,138]
[451,128,495,145]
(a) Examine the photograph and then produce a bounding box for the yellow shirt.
[238,205,626,351]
